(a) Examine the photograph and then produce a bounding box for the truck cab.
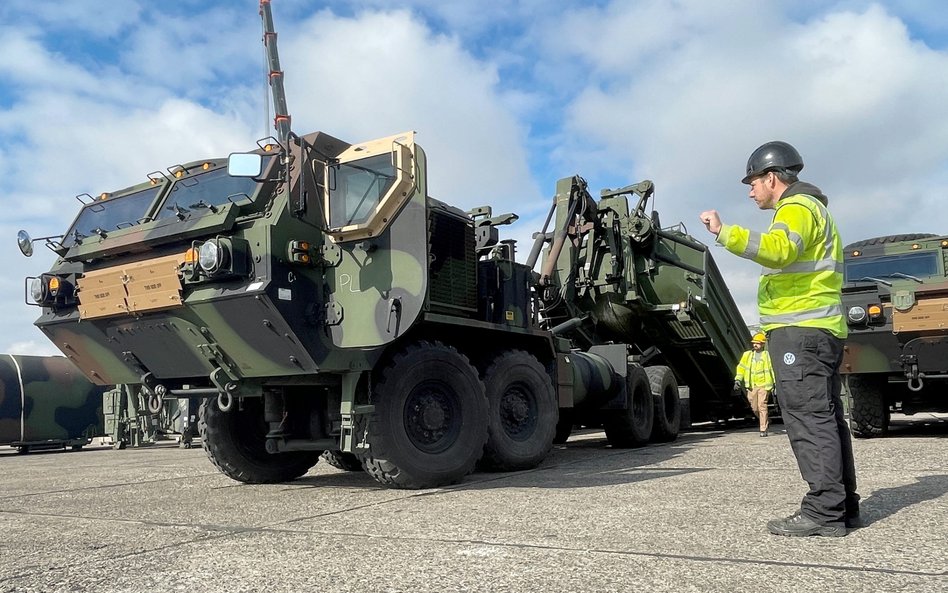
[841,233,948,436]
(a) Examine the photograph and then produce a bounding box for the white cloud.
[279,9,542,211]
[5,339,61,357]
[5,94,257,219]
[0,0,144,38]
[0,27,109,95]
[119,8,260,94]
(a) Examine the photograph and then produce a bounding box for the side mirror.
[17,230,33,257]
[227,153,263,178]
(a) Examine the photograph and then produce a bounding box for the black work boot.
[767,512,846,537]
[845,500,862,528]
[781,509,859,530]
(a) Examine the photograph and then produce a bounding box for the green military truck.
[15,1,750,488]
[841,233,948,437]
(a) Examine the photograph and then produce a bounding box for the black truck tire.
[479,350,558,471]
[320,450,363,471]
[847,374,889,438]
[361,341,488,489]
[603,365,654,447]
[199,398,321,483]
[646,365,681,442]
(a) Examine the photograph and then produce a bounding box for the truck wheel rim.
[404,380,461,454]
[500,383,536,441]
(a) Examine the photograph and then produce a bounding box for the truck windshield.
[845,251,941,282]
[61,186,163,248]
[155,166,263,220]
[328,153,396,228]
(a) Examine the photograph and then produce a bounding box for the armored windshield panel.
[155,161,268,219]
[62,186,163,248]
[325,131,415,242]
[844,251,940,282]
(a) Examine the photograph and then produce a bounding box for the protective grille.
[428,209,477,315]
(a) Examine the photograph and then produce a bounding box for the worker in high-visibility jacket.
[734,333,774,437]
[699,141,859,538]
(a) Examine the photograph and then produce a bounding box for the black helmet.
[741,141,804,184]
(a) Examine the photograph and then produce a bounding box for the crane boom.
[260,0,291,146]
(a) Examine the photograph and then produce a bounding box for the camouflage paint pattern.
[32,131,434,388]
[22,123,562,441]
[0,354,105,448]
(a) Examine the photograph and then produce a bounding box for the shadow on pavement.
[858,474,948,527]
[291,426,730,491]
[264,416,948,492]
[881,415,948,438]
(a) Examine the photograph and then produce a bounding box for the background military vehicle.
[16,0,749,487]
[0,354,105,453]
[841,233,948,437]
[102,384,201,449]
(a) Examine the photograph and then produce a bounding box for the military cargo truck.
[0,354,105,453]
[841,233,948,437]
[15,0,749,487]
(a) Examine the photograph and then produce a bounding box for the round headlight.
[198,241,222,272]
[848,306,867,323]
[29,277,46,303]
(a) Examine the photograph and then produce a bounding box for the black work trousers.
[769,326,859,526]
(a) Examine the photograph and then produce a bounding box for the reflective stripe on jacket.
[735,349,774,390]
[716,192,847,338]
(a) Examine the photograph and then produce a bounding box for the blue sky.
[2,0,948,356]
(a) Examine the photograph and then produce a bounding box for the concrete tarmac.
[1,415,946,593]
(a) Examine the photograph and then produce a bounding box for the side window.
[329,153,396,228]
[325,132,415,243]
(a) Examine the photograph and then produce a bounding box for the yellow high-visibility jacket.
[735,349,774,390]
[716,182,847,338]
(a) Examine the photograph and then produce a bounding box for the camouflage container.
[841,233,948,437]
[0,354,105,452]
